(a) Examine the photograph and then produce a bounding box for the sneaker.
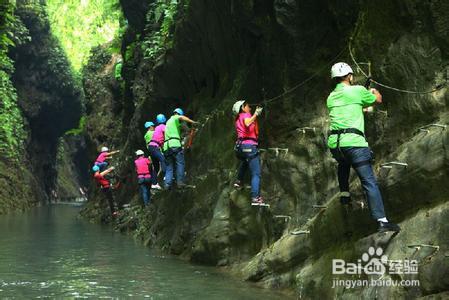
[251,196,264,204]
[177,183,187,189]
[378,221,401,233]
[151,184,162,190]
[233,180,243,189]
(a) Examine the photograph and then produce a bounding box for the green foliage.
[0,68,26,159]
[45,0,123,71]
[142,0,179,60]
[0,0,16,50]
[0,1,26,160]
[65,116,87,136]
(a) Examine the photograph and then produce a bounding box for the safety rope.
[348,38,447,94]
[255,46,347,106]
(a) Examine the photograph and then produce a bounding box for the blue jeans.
[95,161,108,171]
[148,145,166,185]
[330,147,386,220]
[138,177,152,205]
[236,144,261,199]
[164,147,185,187]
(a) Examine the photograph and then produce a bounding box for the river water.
[0,205,290,299]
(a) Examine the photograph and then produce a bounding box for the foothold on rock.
[291,230,310,235]
[380,161,408,168]
[312,205,327,209]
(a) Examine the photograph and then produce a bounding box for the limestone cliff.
[82,0,449,297]
[0,0,83,212]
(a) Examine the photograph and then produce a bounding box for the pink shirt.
[96,152,108,163]
[235,112,258,145]
[149,124,166,147]
[134,157,151,178]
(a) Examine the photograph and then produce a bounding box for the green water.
[0,205,290,299]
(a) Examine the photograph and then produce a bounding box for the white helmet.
[101,146,109,152]
[232,100,246,115]
[330,62,353,78]
[135,149,144,156]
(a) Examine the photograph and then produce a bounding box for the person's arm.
[100,167,115,176]
[109,150,120,155]
[179,115,198,124]
[244,114,257,126]
[244,107,263,126]
[370,88,382,104]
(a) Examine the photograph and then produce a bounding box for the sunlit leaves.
[45,0,122,71]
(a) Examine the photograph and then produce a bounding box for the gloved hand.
[254,106,263,116]
[110,166,115,171]
[363,106,374,113]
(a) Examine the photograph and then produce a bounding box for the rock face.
[0,1,83,212]
[82,0,449,297]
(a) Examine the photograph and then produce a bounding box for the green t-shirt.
[163,115,181,150]
[327,83,376,149]
[144,130,154,146]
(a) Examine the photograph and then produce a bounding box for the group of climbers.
[91,108,198,212]
[91,61,400,233]
[230,62,400,233]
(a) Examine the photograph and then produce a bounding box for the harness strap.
[149,139,163,147]
[330,128,365,150]
[237,137,259,143]
[164,137,181,148]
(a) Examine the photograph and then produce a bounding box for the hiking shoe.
[151,184,162,190]
[251,196,264,205]
[233,180,243,189]
[378,221,401,233]
[177,183,188,189]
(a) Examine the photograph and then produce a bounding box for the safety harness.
[149,139,163,148]
[330,128,371,168]
[164,137,181,148]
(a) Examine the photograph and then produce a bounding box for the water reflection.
[0,205,290,299]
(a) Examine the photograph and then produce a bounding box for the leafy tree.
[45,0,123,71]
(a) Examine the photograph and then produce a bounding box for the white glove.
[255,107,263,116]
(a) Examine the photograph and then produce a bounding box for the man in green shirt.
[143,121,160,189]
[144,121,155,147]
[163,108,198,189]
[327,62,400,233]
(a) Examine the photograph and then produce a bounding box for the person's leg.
[331,148,351,204]
[248,154,261,199]
[346,147,386,220]
[138,178,149,205]
[164,150,174,188]
[235,145,248,186]
[174,148,185,185]
[144,177,152,204]
[156,148,166,176]
[148,146,159,184]
[97,162,108,171]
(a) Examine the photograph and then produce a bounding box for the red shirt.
[96,152,108,163]
[134,157,151,178]
[94,172,110,188]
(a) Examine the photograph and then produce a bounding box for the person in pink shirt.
[148,114,167,189]
[134,150,152,205]
[94,146,120,171]
[232,100,264,205]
